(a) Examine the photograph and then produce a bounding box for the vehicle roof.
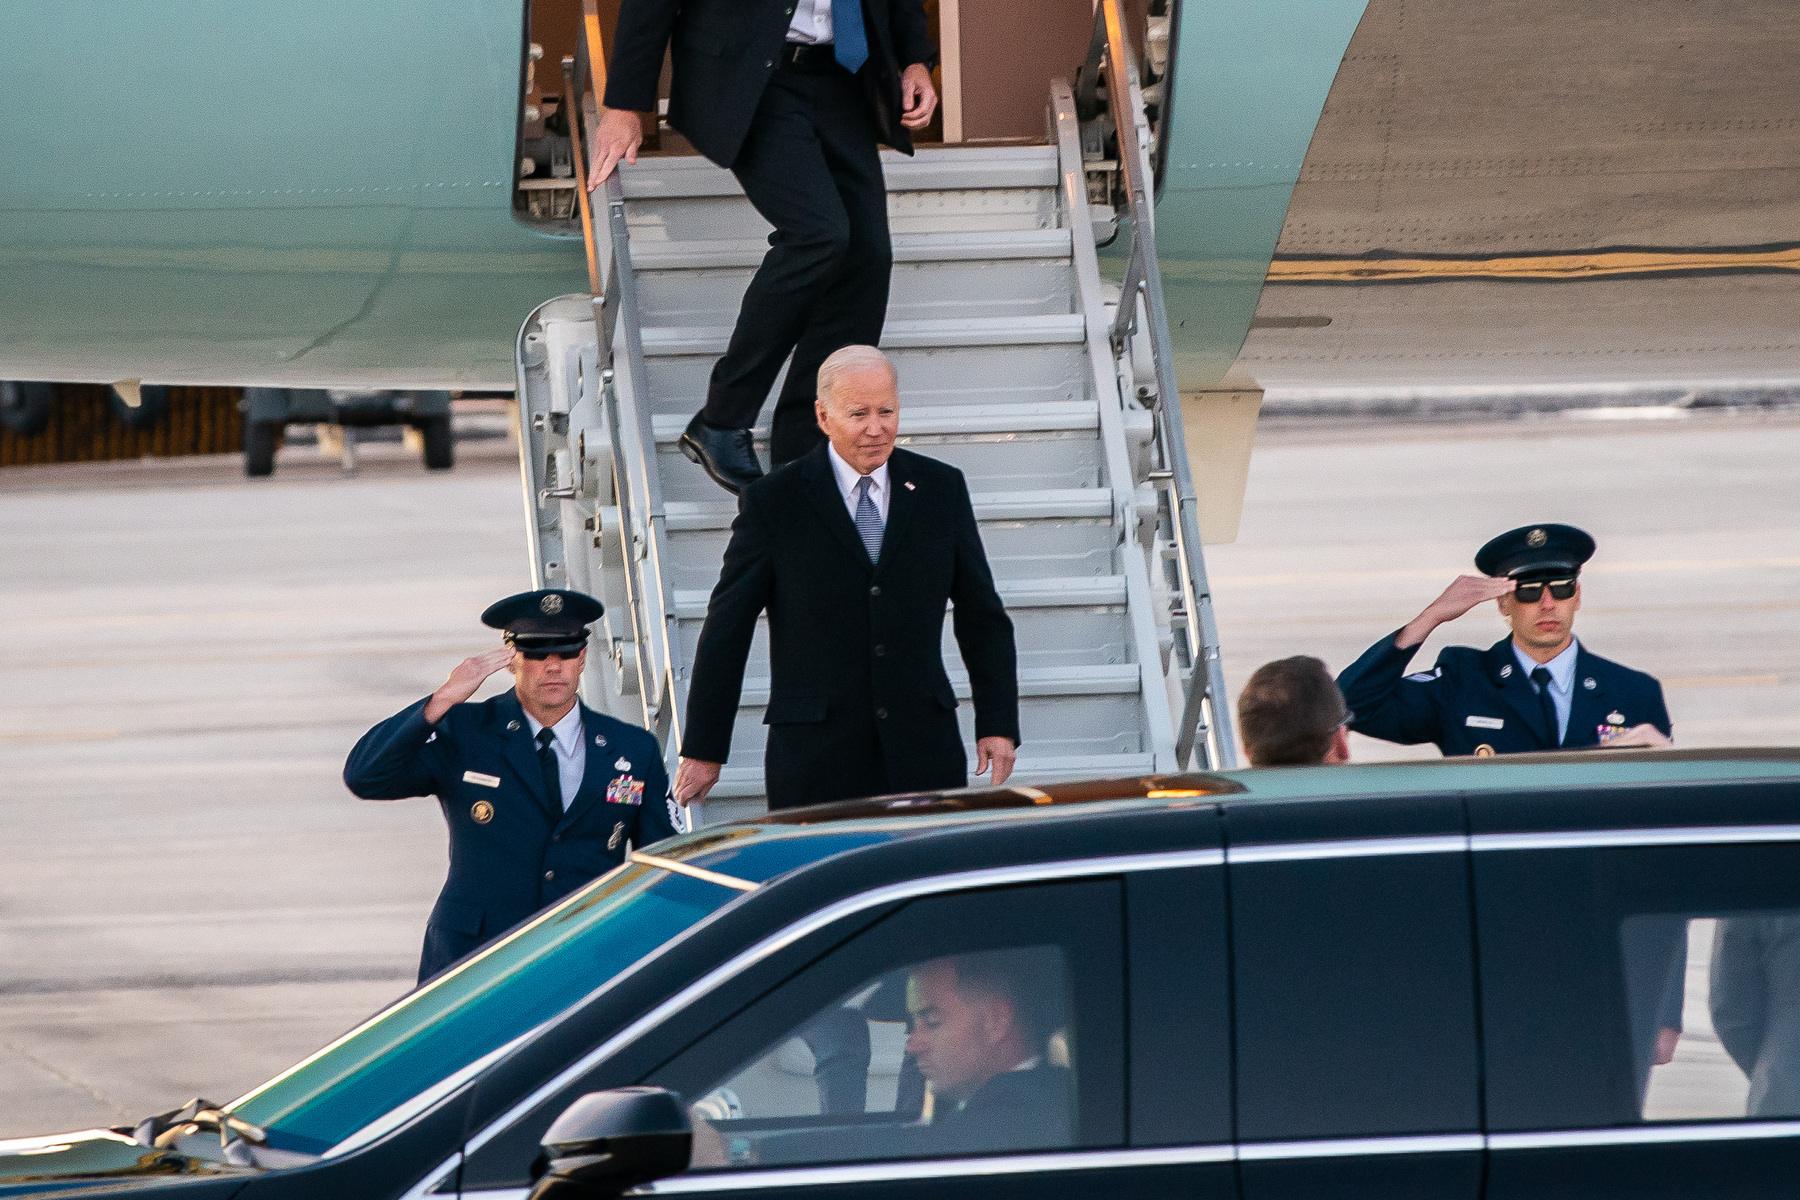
[649,749,1800,885]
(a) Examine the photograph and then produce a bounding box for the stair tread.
[621,145,1059,200]
[651,401,1098,443]
[630,228,1073,269]
[673,574,1126,617]
[664,486,1113,530]
[641,314,1084,355]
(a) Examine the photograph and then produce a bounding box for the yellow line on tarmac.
[1269,245,1800,284]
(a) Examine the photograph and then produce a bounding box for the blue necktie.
[831,0,869,73]
[853,476,883,563]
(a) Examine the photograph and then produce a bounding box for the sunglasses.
[518,647,582,661]
[1513,578,1577,603]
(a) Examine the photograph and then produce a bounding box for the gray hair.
[816,345,896,407]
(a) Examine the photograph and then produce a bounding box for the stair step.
[737,663,1142,705]
[630,228,1073,269]
[649,402,1098,446]
[641,339,1090,418]
[620,145,1059,201]
[663,487,1112,531]
[701,750,1159,806]
[640,314,1085,358]
[671,574,1126,619]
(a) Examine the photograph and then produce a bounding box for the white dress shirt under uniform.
[1513,637,1578,743]
[524,703,586,810]
[786,0,834,44]
[827,443,892,523]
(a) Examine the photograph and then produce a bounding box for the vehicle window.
[1641,912,1800,1121]
[226,862,739,1154]
[1475,838,1800,1132]
[647,881,1125,1173]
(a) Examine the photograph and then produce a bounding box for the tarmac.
[3,409,1799,1133]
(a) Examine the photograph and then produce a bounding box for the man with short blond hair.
[676,346,1019,810]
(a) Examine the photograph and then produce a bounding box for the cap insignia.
[1527,528,1548,548]
[540,594,564,615]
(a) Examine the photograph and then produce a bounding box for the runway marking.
[1268,243,1800,285]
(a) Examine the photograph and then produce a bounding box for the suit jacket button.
[873,643,885,656]
[543,869,555,882]
[764,58,775,68]
[876,707,888,720]
[869,585,881,597]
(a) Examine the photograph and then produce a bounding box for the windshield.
[227,861,737,1154]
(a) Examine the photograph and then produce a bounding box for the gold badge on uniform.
[471,800,495,824]
[1474,744,1496,758]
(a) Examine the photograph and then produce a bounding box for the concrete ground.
[3,410,1798,1134]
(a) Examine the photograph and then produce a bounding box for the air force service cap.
[1474,523,1596,582]
[481,588,604,656]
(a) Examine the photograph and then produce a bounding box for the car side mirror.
[528,1087,692,1199]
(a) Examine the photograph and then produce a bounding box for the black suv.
[5,750,1800,1199]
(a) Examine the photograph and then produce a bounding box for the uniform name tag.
[606,776,645,806]
[462,771,502,788]
[1465,716,1505,730]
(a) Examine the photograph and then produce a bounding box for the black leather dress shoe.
[678,414,764,495]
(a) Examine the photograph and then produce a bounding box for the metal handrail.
[561,45,691,792]
[1085,0,1236,769]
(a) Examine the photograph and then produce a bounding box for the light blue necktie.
[831,0,869,73]
[853,475,883,563]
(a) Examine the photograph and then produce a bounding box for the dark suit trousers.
[701,63,892,466]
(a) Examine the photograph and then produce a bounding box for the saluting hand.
[674,756,722,806]
[587,107,645,189]
[974,736,1017,786]
[899,64,938,130]
[1397,574,1514,649]
[424,648,514,724]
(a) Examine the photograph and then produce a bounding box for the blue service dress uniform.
[344,690,679,981]
[1337,632,1673,755]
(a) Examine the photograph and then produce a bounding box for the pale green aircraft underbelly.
[5,0,1798,395]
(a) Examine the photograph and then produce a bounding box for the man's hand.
[974,736,1017,786]
[899,64,938,130]
[1654,1027,1681,1065]
[1397,575,1514,649]
[1601,723,1673,749]
[674,757,723,806]
[424,648,513,724]
[587,107,645,189]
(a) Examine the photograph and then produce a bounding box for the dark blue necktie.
[853,476,883,563]
[831,0,869,73]
[1530,666,1559,745]
[536,727,563,812]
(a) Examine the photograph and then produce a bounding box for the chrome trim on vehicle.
[1471,825,1800,852]
[460,849,1224,1159]
[1237,1133,1483,1160]
[1489,1120,1800,1150]
[636,1144,1236,1192]
[631,851,759,892]
[1228,835,1466,864]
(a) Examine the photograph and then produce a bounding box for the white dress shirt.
[1513,637,1578,743]
[787,0,834,44]
[525,703,586,810]
[827,443,891,523]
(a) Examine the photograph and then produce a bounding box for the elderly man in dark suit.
[676,345,1018,810]
[589,0,938,493]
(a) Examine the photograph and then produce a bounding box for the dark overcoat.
[683,445,1019,809]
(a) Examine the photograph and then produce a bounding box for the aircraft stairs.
[515,12,1235,824]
